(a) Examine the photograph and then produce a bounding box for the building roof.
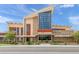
[24,13,38,19]
[0,32,6,35]
[54,35,72,37]
[38,6,53,13]
[24,6,53,19]
[52,28,65,30]
[7,22,23,28]
[52,24,71,28]
[7,22,23,25]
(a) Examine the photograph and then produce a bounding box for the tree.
[73,31,79,44]
[5,31,15,44]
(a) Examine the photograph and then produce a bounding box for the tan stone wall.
[38,32,52,35]
[8,23,23,28]
[54,37,74,41]
[54,37,76,45]
[25,18,34,35]
[33,17,38,35]
[8,23,23,35]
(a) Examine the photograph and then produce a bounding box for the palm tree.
[5,31,15,44]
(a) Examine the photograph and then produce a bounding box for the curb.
[0,45,79,48]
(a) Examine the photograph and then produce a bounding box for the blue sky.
[0,4,79,32]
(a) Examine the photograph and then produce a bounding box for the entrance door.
[39,35,51,44]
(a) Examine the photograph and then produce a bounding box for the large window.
[39,11,51,29]
[39,35,51,40]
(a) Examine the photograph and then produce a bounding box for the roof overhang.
[54,35,72,37]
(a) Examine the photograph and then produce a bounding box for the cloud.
[68,16,79,30]
[16,4,33,14]
[0,5,34,18]
[0,16,13,24]
[59,12,63,15]
[0,5,24,18]
[31,8,37,12]
[60,4,75,8]
[69,16,79,25]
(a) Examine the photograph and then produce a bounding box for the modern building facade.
[0,6,76,45]
[23,6,53,44]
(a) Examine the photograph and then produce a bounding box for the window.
[21,28,23,35]
[39,35,51,40]
[39,11,51,29]
[17,27,19,35]
[26,24,31,35]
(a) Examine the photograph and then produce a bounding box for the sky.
[0,4,79,32]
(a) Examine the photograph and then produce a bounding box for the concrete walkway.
[0,45,79,47]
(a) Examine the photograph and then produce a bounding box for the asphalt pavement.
[0,45,79,54]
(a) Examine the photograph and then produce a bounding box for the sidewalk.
[0,45,79,48]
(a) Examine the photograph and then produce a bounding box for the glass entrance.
[39,35,51,40]
[39,35,51,44]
